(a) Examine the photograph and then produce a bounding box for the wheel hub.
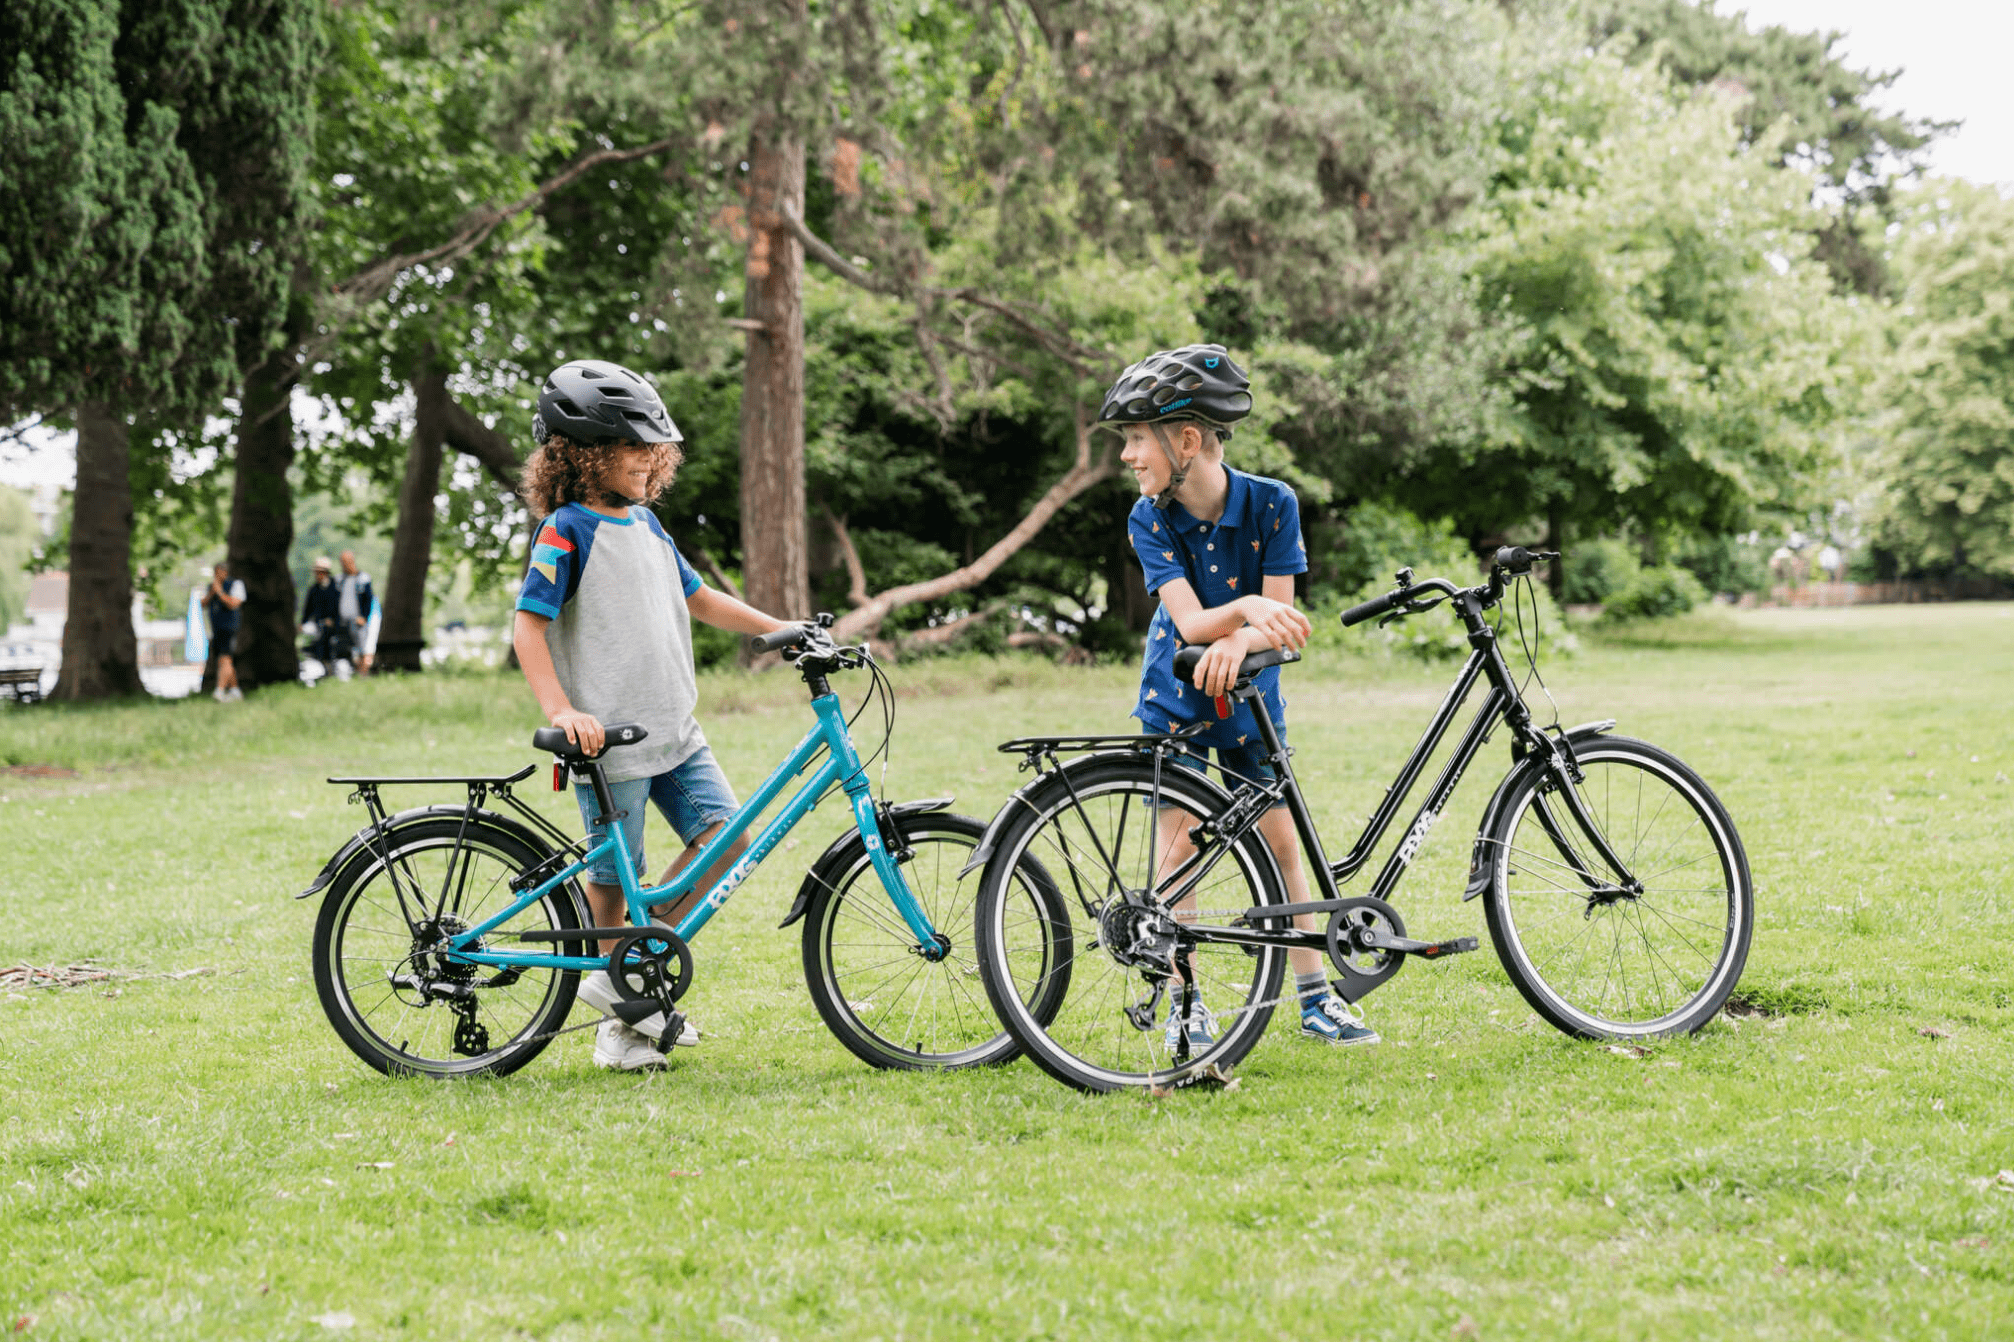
[1098,897,1179,971]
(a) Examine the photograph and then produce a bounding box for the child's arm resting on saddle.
[1159,575,1312,698]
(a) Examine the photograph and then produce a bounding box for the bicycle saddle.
[1171,644,1301,686]
[530,721,648,763]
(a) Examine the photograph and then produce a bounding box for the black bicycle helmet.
[531,359,683,446]
[1096,343,1252,433]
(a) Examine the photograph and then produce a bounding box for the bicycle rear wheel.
[311,818,586,1078]
[1483,736,1751,1039]
[801,811,1069,1070]
[974,758,1289,1092]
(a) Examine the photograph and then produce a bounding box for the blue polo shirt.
[1127,468,1306,750]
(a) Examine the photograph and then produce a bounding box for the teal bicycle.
[300,617,1068,1079]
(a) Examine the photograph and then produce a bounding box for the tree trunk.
[1544,504,1563,601]
[225,343,304,691]
[737,128,811,634]
[378,357,448,672]
[1108,541,1153,633]
[51,402,144,700]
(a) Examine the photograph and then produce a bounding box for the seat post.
[1243,686,1343,902]
[582,759,621,828]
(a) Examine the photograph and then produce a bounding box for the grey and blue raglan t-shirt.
[515,502,708,784]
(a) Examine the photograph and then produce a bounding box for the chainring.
[1325,896,1408,1003]
[608,923,694,1009]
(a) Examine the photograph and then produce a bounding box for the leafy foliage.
[1867,181,2014,580]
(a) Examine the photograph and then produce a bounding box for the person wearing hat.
[300,556,349,674]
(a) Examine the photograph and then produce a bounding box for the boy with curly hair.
[512,359,792,1072]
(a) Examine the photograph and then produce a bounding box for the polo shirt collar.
[1167,466,1247,531]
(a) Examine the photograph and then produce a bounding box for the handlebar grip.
[750,624,809,655]
[1494,545,1534,572]
[1341,589,1404,628]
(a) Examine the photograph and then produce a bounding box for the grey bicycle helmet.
[531,359,683,446]
[1097,343,1252,433]
[1098,344,1252,507]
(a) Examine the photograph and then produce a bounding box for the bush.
[1559,537,1640,604]
[1678,535,1769,597]
[1601,564,1707,623]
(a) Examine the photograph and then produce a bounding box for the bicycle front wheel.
[311,818,586,1078]
[801,810,1069,1070]
[974,758,1289,1092]
[1483,736,1752,1039]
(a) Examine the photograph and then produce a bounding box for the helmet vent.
[579,368,604,379]
[554,397,582,417]
[1151,386,1179,406]
[1178,375,1203,390]
[1125,398,1151,415]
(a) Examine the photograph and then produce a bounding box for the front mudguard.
[777,796,955,928]
[1462,721,1615,901]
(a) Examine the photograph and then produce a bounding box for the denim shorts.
[572,747,740,884]
[1148,730,1289,810]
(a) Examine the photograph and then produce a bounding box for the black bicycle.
[969,547,1754,1092]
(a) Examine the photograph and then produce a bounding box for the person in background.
[301,556,347,673]
[206,560,246,703]
[337,550,375,675]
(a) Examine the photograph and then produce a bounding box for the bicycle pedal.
[652,1014,686,1056]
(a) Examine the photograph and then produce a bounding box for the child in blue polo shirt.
[1106,343,1379,1050]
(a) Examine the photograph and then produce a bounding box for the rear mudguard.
[296,804,567,902]
[778,797,955,927]
[1462,720,1616,901]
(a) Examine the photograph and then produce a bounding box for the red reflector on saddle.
[553,762,565,791]
[1214,695,1232,719]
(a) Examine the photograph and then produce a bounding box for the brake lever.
[1376,595,1446,629]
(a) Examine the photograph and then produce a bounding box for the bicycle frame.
[1146,577,1632,941]
[438,691,938,973]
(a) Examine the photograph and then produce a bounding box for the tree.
[1868,181,2014,579]
[0,0,315,699]
[1590,0,1949,293]
[0,484,36,630]
[1429,46,1870,583]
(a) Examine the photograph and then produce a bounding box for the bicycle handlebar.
[1340,589,1405,628]
[750,611,839,655]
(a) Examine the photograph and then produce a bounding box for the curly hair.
[518,435,684,518]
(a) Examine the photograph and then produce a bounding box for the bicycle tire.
[974,757,1289,1092]
[311,818,587,1078]
[1483,736,1752,1039]
[801,811,1070,1070]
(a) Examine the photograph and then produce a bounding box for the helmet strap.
[1149,422,1192,511]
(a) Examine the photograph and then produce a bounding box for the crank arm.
[1353,929,1480,960]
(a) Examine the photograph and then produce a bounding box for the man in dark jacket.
[301,556,347,670]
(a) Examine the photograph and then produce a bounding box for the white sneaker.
[578,969,699,1046]
[212,687,227,702]
[226,687,243,702]
[593,1019,667,1072]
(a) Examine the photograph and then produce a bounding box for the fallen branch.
[831,405,1119,642]
[825,509,871,607]
[685,543,743,600]
[899,601,1007,650]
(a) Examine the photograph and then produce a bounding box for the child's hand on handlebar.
[550,707,605,756]
[1239,596,1312,651]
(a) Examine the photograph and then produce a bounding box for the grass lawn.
[2,603,2010,1340]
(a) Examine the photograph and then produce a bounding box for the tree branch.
[333,137,679,305]
[440,394,522,491]
[824,508,870,606]
[781,203,900,295]
[684,542,743,600]
[831,404,1119,641]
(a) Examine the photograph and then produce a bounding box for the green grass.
[3,605,2011,1340]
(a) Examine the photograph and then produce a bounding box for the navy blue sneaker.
[1300,994,1380,1046]
[1164,994,1217,1055]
